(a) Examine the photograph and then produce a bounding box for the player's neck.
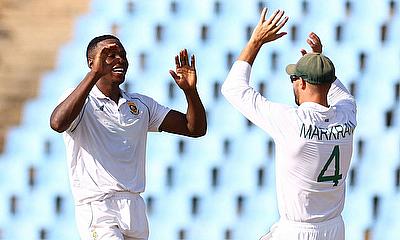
[96,82,121,104]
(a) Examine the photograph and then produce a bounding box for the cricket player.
[221,9,357,240]
[50,35,206,239]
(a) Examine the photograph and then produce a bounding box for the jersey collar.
[299,102,332,112]
[91,85,110,100]
[91,85,128,100]
[91,85,129,107]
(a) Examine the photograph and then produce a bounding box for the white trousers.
[260,215,345,240]
[75,192,149,240]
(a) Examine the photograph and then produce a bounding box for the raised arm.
[222,8,288,96]
[159,49,207,137]
[50,44,119,132]
[300,32,355,106]
[221,8,291,137]
[238,8,288,65]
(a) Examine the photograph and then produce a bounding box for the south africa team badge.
[127,101,139,115]
[91,229,98,240]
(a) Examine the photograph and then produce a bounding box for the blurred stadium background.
[0,0,399,239]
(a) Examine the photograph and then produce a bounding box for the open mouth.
[112,66,126,74]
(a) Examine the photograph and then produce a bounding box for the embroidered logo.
[127,101,139,115]
[91,229,98,240]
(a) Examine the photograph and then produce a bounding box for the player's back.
[221,61,357,225]
[274,100,356,223]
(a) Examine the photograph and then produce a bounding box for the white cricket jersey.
[221,61,357,223]
[61,85,170,205]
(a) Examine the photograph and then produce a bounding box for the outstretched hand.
[250,8,289,47]
[237,8,289,65]
[300,32,323,56]
[169,49,197,92]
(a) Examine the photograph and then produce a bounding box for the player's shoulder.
[332,99,356,116]
[269,101,296,112]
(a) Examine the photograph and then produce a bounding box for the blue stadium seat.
[184,219,227,240]
[324,44,358,84]
[174,159,213,195]
[147,216,179,240]
[357,132,398,196]
[343,188,373,240]
[181,132,226,164]
[350,0,390,24]
[148,189,191,230]
[125,0,171,23]
[386,17,400,48]
[195,189,237,226]
[90,0,132,22]
[233,192,279,240]
[216,0,260,23]
[73,13,115,41]
[233,219,271,240]
[118,20,157,54]
[372,193,400,240]
[146,133,180,164]
[237,189,279,236]
[3,126,55,164]
[1,218,38,240]
[171,0,215,22]
[207,100,249,136]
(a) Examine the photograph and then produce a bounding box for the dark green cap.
[286,53,336,84]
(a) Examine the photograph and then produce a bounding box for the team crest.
[127,101,139,115]
[91,229,98,240]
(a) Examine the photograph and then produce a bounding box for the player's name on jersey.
[299,121,356,141]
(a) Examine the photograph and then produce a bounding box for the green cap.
[286,53,336,84]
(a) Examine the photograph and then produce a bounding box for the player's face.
[293,86,300,106]
[291,75,301,106]
[97,39,129,85]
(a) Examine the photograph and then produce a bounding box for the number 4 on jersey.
[317,145,342,186]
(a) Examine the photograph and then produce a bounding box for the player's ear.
[300,78,307,90]
[88,58,93,69]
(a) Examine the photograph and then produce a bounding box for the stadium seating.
[0,0,399,239]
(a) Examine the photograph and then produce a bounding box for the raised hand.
[169,49,197,91]
[300,32,323,56]
[250,8,289,47]
[91,43,120,78]
[238,8,289,65]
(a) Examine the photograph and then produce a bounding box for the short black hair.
[86,34,120,62]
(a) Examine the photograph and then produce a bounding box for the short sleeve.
[140,95,170,132]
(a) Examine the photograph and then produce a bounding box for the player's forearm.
[183,88,207,137]
[50,71,99,132]
[237,39,263,66]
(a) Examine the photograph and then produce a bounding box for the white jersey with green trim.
[221,61,357,223]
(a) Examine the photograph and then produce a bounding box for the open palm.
[300,32,323,56]
[169,49,197,91]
